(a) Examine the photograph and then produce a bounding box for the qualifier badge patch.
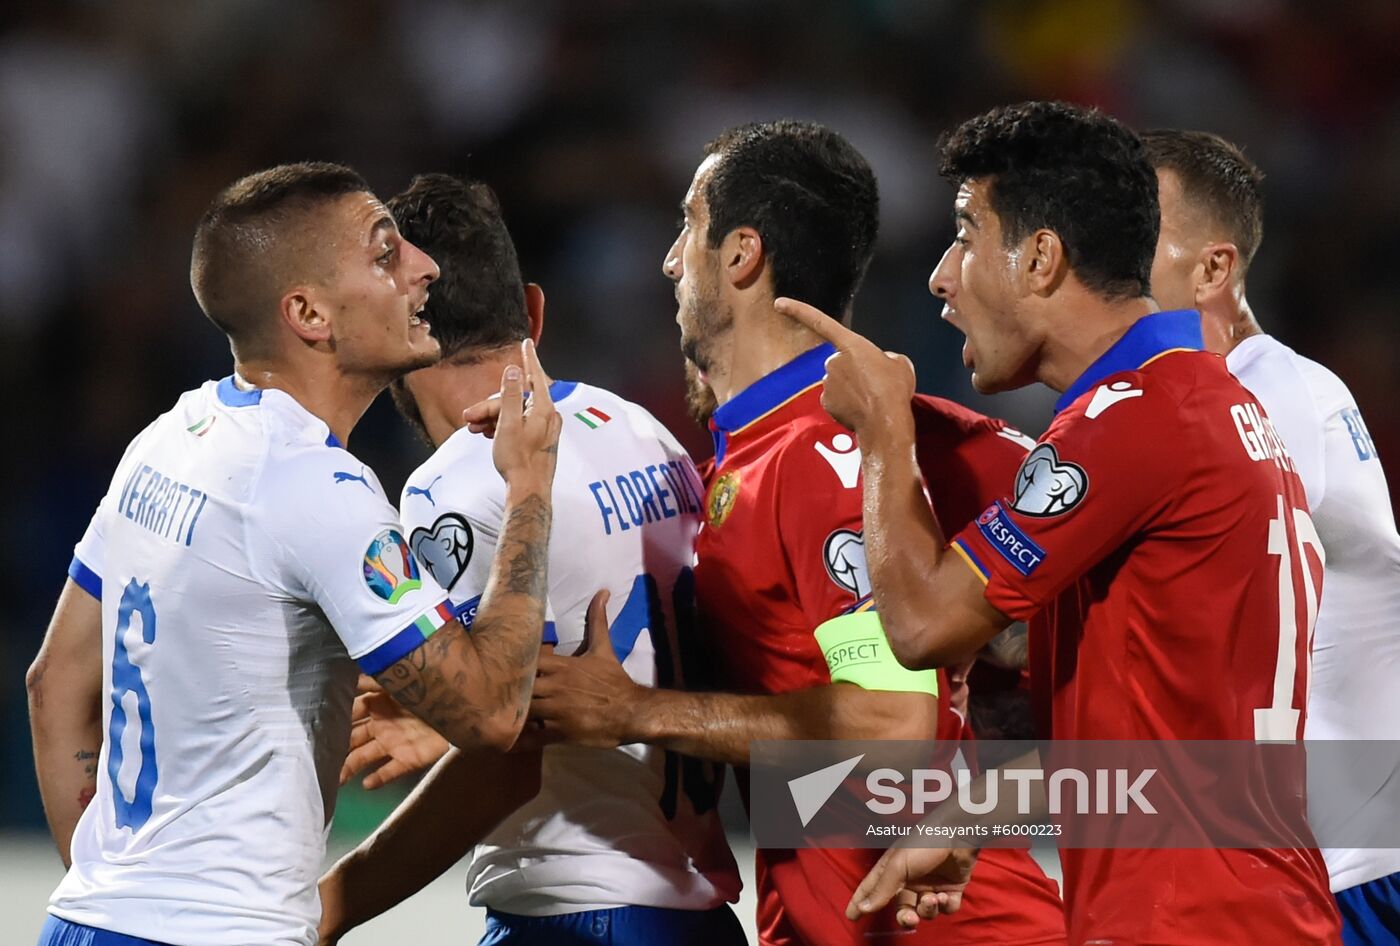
[363,529,423,603]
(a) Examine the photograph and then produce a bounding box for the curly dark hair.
[939,101,1159,301]
[702,120,879,320]
[1141,128,1265,271]
[387,173,528,361]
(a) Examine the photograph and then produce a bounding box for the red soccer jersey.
[696,343,1065,946]
[951,311,1340,945]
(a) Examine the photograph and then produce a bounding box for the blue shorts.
[480,904,746,946]
[1337,871,1400,946]
[37,917,171,946]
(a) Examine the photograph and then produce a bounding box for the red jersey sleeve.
[912,394,1033,533]
[952,379,1182,621]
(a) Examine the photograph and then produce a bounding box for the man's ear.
[524,282,545,345]
[1194,243,1240,306]
[1024,229,1068,296]
[280,288,332,345]
[723,226,764,290]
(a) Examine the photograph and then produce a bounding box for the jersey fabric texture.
[952,311,1341,945]
[1228,333,1400,895]
[401,380,738,916]
[696,344,1067,946]
[52,378,456,946]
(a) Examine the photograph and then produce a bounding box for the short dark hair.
[386,173,527,361]
[1141,129,1265,270]
[939,101,1158,301]
[191,162,370,353]
[702,120,879,319]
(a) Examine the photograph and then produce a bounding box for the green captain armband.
[814,610,939,695]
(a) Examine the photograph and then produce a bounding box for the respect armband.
[813,610,938,696]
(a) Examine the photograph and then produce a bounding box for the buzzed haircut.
[702,120,879,320]
[940,101,1159,301]
[1141,129,1265,270]
[190,162,370,355]
[385,173,528,362]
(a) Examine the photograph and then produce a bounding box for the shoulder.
[255,440,399,536]
[912,393,1035,453]
[1258,339,1357,419]
[570,381,693,458]
[400,429,506,540]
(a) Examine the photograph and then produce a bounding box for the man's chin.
[399,339,443,374]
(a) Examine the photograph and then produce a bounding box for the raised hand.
[490,339,562,489]
[773,297,916,438]
[846,844,978,930]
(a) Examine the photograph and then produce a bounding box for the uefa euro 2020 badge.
[363,529,423,604]
[707,470,741,528]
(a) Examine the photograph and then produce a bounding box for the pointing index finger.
[774,297,870,353]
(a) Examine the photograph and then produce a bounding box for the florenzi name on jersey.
[1231,401,1297,473]
[588,459,705,535]
[115,463,210,547]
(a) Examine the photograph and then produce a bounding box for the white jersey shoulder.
[1228,334,1400,891]
[400,379,738,914]
[52,377,452,946]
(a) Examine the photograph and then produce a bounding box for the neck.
[1035,294,1158,393]
[710,301,829,405]
[1202,290,1263,357]
[413,346,552,448]
[233,357,384,447]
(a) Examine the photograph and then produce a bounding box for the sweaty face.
[928,179,1041,394]
[1149,170,1203,313]
[316,192,442,381]
[663,155,733,380]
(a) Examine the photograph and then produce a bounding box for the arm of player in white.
[27,579,105,867]
[319,745,542,943]
[371,353,562,751]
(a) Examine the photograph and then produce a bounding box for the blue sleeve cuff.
[356,598,456,676]
[68,556,102,601]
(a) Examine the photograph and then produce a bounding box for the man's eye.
[377,246,396,264]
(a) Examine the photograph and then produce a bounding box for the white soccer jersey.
[401,380,740,915]
[1228,333,1400,891]
[51,377,458,946]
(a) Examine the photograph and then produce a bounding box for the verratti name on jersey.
[588,459,705,536]
[116,463,210,547]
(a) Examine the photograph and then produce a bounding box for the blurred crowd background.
[3,0,1399,839]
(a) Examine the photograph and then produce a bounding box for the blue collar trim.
[1054,310,1204,413]
[549,380,578,401]
[218,375,343,448]
[217,375,262,407]
[711,344,834,435]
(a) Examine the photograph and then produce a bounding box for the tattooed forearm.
[374,488,553,750]
[501,494,550,598]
